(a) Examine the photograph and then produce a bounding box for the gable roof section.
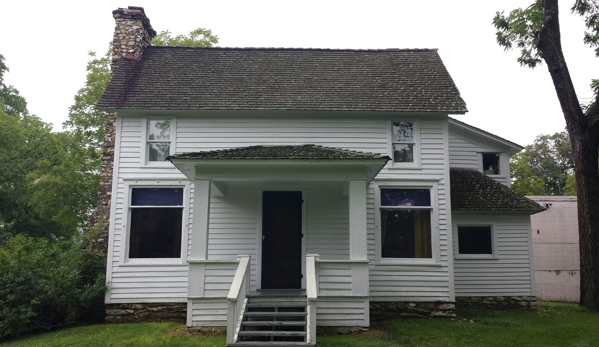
[448,117,523,155]
[168,144,390,160]
[450,168,545,213]
[97,47,467,113]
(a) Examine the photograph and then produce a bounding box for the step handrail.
[226,254,250,345]
[306,254,319,345]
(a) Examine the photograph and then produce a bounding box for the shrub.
[0,234,107,338]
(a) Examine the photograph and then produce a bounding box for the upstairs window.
[482,153,500,175]
[129,187,183,259]
[147,120,171,162]
[380,188,432,258]
[392,122,415,163]
[457,225,494,257]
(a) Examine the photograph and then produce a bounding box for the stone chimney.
[88,7,156,255]
[111,6,157,71]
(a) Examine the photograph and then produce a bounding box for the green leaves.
[510,153,547,195]
[63,50,111,151]
[493,1,544,67]
[152,28,219,47]
[0,235,107,337]
[572,0,599,56]
[0,54,27,117]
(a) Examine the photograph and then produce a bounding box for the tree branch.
[537,0,587,128]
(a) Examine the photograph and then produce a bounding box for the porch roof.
[450,168,545,213]
[168,145,390,183]
[168,144,390,160]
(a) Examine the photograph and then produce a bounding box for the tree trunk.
[538,0,599,309]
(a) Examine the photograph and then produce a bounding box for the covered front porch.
[168,145,389,345]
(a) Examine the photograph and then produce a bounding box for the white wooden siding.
[107,116,190,304]
[369,119,453,303]
[305,188,349,260]
[110,266,188,303]
[448,131,510,186]
[190,298,228,326]
[108,113,454,306]
[316,298,369,326]
[317,263,353,296]
[453,213,534,297]
[204,263,238,297]
[176,116,389,154]
[448,133,481,169]
[207,189,260,291]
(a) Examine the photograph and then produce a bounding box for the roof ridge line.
[146,46,439,52]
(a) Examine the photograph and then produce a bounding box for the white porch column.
[191,179,211,260]
[349,179,368,260]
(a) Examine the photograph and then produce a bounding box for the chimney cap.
[127,6,146,13]
[112,6,156,37]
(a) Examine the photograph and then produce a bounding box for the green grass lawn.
[2,302,598,347]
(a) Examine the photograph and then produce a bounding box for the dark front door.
[261,191,303,289]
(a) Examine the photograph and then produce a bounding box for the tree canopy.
[524,132,574,195]
[510,152,547,195]
[0,55,73,239]
[152,28,218,47]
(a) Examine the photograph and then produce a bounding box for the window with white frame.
[456,225,493,256]
[147,120,171,162]
[482,153,500,175]
[392,122,415,163]
[380,188,432,258]
[129,187,183,259]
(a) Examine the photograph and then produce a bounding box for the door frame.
[256,187,306,290]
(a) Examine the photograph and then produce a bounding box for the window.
[392,122,415,163]
[457,225,494,256]
[129,187,183,259]
[482,153,500,175]
[147,120,171,162]
[380,188,432,258]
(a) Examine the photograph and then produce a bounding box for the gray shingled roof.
[450,168,545,213]
[97,47,467,113]
[168,144,390,160]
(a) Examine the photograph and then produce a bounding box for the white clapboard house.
[97,7,545,346]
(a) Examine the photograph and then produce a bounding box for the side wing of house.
[448,118,522,187]
[448,121,543,307]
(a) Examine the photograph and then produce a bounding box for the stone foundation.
[456,296,537,310]
[106,303,187,323]
[370,302,456,320]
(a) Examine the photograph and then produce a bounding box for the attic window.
[148,120,171,161]
[392,122,415,163]
[482,153,500,175]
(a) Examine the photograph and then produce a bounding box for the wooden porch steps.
[227,296,313,347]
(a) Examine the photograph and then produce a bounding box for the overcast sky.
[1,0,596,146]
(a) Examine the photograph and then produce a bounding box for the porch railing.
[226,254,250,345]
[306,254,319,345]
